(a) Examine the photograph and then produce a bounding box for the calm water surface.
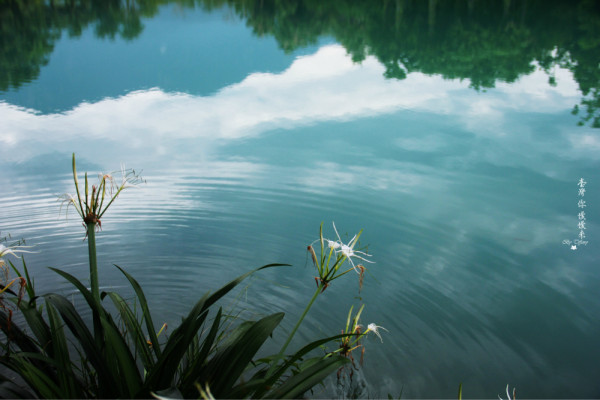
[1,1,599,398]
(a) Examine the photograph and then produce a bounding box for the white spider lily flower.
[98,172,118,194]
[339,244,374,272]
[326,239,341,250]
[0,243,33,259]
[367,323,388,342]
[119,162,144,190]
[332,222,374,273]
[58,193,83,217]
[311,237,341,250]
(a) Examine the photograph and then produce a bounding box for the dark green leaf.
[114,264,162,358]
[107,291,156,370]
[17,301,52,358]
[145,263,287,391]
[180,307,223,398]
[0,356,62,399]
[44,293,116,398]
[262,332,351,392]
[203,313,284,397]
[266,355,350,399]
[0,374,36,399]
[47,302,83,397]
[100,314,143,397]
[0,310,43,358]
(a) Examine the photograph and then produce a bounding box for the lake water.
[1,1,599,398]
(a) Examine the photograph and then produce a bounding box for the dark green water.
[1,1,599,398]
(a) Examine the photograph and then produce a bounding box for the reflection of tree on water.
[0,0,165,91]
[215,0,600,128]
[1,0,599,127]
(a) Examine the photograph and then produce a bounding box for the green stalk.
[86,221,103,342]
[87,222,99,302]
[266,283,323,378]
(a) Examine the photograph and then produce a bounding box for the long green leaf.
[0,373,36,399]
[227,376,269,399]
[0,356,62,399]
[203,313,284,397]
[107,291,155,369]
[17,300,52,358]
[100,314,144,398]
[195,307,222,364]
[202,264,289,311]
[8,258,36,303]
[95,313,126,397]
[145,293,211,390]
[49,266,106,350]
[0,310,44,359]
[114,264,162,357]
[265,355,350,399]
[49,267,98,313]
[145,263,288,391]
[259,332,351,395]
[46,302,83,398]
[180,307,223,398]
[43,293,116,398]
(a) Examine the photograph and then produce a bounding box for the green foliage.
[0,260,352,398]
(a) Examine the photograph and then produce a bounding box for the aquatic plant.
[0,155,384,399]
[266,222,375,379]
[0,237,31,343]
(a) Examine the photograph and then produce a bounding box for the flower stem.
[266,283,322,378]
[86,222,103,342]
[86,222,99,301]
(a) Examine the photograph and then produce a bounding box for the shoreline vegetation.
[0,154,385,399]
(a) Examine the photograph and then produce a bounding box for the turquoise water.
[1,2,599,398]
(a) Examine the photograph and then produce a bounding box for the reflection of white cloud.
[0,44,594,166]
[1,45,452,156]
[568,133,600,152]
[394,133,447,152]
[497,65,580,104]
[294,160,432,194]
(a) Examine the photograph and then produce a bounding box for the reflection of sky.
[1,44,597,169]
[2,43,597,254]
[0,4,321,113]
[2,42,597,266]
